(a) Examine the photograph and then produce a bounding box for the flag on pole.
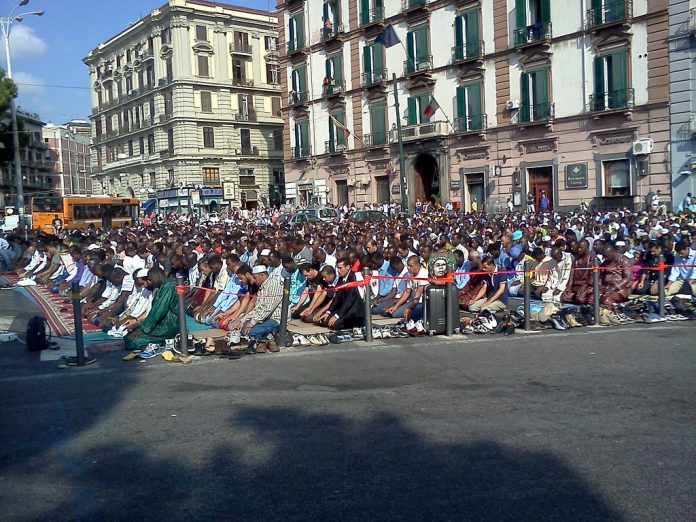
[332,117,351,139]
[423,96,440,118]
[374,24,400,48]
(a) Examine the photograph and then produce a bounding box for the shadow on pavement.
[16,407,623,521]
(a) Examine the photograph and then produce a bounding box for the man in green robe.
[124,267,179,351]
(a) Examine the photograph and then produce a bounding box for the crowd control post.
[71,281,86,366]
[523,261,531,331]
[363,268,373,343]
[592,261,601,326]
[658,255,666,318]
[277,277,291,348]
[445,279,455,337]
[176,276,188,355]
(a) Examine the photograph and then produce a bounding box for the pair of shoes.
[122,350,141,361]
[352,327,365,341]
[308,334,329,345]
[245,341,257,355]
[379,327,392,338]
[58,355,96,368]
[390,326,409,338]
[256,341,268,353]
[139,343,165,359]
[328,332,353,344]
[406,320,425,336]
[548,314,567,330]
[225,330,241,345]
[292,334,311,346]
[267,340,280,352]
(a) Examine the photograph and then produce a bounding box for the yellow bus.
[31,196,140,234]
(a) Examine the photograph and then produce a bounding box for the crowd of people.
[1,203,695,359]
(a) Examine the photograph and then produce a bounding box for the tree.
[0,68,18,112]
[0,68,20,165]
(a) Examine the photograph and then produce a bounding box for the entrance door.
[336,180,348,206]
[528,167,553,212]
[466,173,484,212]
[413,153,440,205]
[375,176,389,204]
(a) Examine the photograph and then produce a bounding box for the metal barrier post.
[363,268,373,343]
[445,280,455,336]
[71,280,86,366]
[592,262,601,326]
[523,261,531,331]
[176,276,188,355]
[277,277,291,348]
[658,255,666,318]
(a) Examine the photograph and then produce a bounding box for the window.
[266,63,280,85]
[288,12,305,52]
[125,75,134,92]
[239,169,255,186]
[147,134,155,154]
[167,128,174,153]
[514,0,551,45]
[324,53,343,92]
[128,140,134,157]
[233,31,250,52]
[454,8,481,60]
[405,26,430,74]
[407,93,432,125]
[362,43,385,84]
[271,96,281,117]
[321,1,341,37]
[164,91,173,115]
[201,91,212,112]
[149,172,156,187]
[290,66,308,102]
[264,35,278,50]
[238,93,255,119]
[455,82,484,131]
[520,68,551,122]
[195,25,208,41]
[603,160,631,197]
[202,167,220,185]
[272,129,283,150]
[592,50,629,111]
[328,111,347,152]
[146,65,154,88]
[240,129,252,152]
[293,119,310,157]
[198,54,210,77]
[139,136,145,155]
[273,169,283,184]
[589,0,629,27]
[360,0,385,25]
[203,127,215,148]
[369,102,387,145]
[233,59,245,84]
[166,57,173,81]
[95,119,103,137]
[161,27,171,45]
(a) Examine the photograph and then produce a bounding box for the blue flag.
[374,24,400,48]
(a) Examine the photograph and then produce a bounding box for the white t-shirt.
[408,267,429,303]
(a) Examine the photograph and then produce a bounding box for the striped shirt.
[246,275,284,325]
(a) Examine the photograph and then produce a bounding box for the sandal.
[57,356,68,369]
[122,350,141,361]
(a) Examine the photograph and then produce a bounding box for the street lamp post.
[0,0,45,230]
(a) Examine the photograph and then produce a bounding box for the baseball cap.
[512,230,523,241]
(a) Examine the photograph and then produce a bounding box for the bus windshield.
[31,197,63,213]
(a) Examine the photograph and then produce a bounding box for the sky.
[0,0,274,124]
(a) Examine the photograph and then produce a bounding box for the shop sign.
[201,188,222,197]
[450,180,460,190]
[222,182,236,200]
[565,163,588,189]
[391,184,401,195]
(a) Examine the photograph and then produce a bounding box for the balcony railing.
[287,39,306,54]
[402,0,427,11]
[103,154,147,171]
[361,68,388,86]
[587,0,632,28]
[363,132,388,147]
[324,140,348,154]
[589,88,635,112]
[322,80,345,96]
[140,48,154,61]
[360,6,384,26]
[453,114,487,133]
[233,78,255,87]
[235,112,257,122]
[404,55,433,75]
[159,149,174,159]
[513,21,552,46]
[291,145,312,159]
[519,102,555,123]
[320,24,345,41]
[230,42,253,55]
[401,121,448,141]
[452,41,485,62]
[240,146,259,156]
[289,90,309,106]
[159,112,174,123]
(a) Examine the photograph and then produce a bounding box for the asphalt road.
[0,288,695,521]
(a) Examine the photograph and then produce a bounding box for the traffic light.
[240,190,247,207]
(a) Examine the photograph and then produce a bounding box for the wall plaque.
[565,163,588,189]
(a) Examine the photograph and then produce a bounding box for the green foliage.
[0,68,17,113]
[0,68,19,164]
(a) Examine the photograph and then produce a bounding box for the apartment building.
[84,0,284,213]
[278,0,670,212]
[668,0,696,210]
[43,121,93,196]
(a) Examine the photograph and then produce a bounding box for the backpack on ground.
[26,316,50,352]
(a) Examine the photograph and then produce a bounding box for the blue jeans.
[409,303,424,321]
[247,319,279,341]
[372,297,397,316]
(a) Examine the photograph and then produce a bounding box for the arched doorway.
[413,153,440,205]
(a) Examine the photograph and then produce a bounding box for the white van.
[0,214,19,232]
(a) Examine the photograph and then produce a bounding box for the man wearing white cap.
[240,265,284,354]
[107,269,153,337]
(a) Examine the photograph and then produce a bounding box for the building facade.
[278,0,671,212]
[668,0,696,210]
[84,0,284,213]
[0,110,52,209]
[43,121,93,196]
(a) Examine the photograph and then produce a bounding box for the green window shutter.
[371,103,386,144]
[454,16,464,60]
[360,0,369,25]
[416,27,428,60]
[467,82,482,129]
[534,68,549,118]
[336,111,346,145]
[298,67,307,93]
[328,114,335,150]
[323,3,329,24]
[288,18,295,45]
[419,94,431,124]
[540,0,551,23]
[593,56,605,110]
[407,97,417,125]
[294,122,300,156]
[300,121,309,153]
[406,32,415,73]
[325,58,332,80]
[610,50,627,108]
[515,0,526,29]
[373,43,384,72]
[334,55,343,84]
[363,46,372,78]
[296,13,305,47]
[520,72,530,122]
[465,9,479,58]
[591,0,602,25]
[456,86,467,120]
[291,69,298,91]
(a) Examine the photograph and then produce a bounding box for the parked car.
[206,212,220,224]
[347,210,387,223]
[297,207,339,222]
[277,213,322,226]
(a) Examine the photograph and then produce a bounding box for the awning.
[142,199,157,212]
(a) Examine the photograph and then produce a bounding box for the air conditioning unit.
[505,99,519,110]
[632,138,653,156]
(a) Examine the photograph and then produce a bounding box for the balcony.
[322,80,345,97]
[402,0,427,12]
[453,114,487,134]
[589,88,635,113]
[159,112,174,123]
[360,6,384,27]
[102,154,147,172]
[229,42,253,55]
[233,78,255,87]
[324,140,348,154]
[363,132,388,147]
[401,121,448,142]
[362,69,388,87]
[513,21,552,47]
[140,48,155,61]
[320,24,345,43]
[235,112,257,122]
[240,147,259,156]
[587,0,632,29]
[287,39,306,55]
[159,149,174,160]
[288,90,309,106]
[690,8,696,32]
[519,102,555,124]
[404,55,433,76]
[291,145,311,159]
[452,41,485,63]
